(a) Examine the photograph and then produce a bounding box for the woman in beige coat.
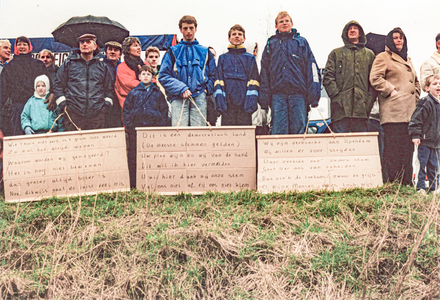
[370,27,420,185]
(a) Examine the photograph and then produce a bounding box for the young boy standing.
[123,65,170,188]
[159,15,216,127]
[409,74,440,193]
[214,24,260,125]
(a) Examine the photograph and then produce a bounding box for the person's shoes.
[417,189,426,195]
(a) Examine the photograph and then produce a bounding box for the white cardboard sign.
[4,128,130,203]
[136,126,256,194]
[257,133,383,193]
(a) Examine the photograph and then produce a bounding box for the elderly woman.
[370,27,420,185]
[0,36,48,136]
[115,37,144,110]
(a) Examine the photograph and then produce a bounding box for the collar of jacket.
[432,51,440,65]
[385,46,412,67]
[227,44,246,54]
[181,40,199,46]
[345,43,364,50]
[71,51,105,61]
[275,29,298,40]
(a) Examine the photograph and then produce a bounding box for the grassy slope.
[0,184,439,299]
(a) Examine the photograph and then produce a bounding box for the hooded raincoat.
[323,21,376,123]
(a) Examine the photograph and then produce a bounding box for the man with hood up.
[323,21,376,133]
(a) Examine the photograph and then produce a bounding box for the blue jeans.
[271,94,307,134]
[416,145,440,191]
[171,92,207,126]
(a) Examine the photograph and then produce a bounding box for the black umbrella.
[52,15,129,48]
[366,33,386,55]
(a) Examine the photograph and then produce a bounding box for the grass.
[0,183,439,299]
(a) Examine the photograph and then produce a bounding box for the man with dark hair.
[260,11,321,135]
[420,33,440,90]
[323,21,376,133]
[104,41,122,128]
[159,15,216,126]
[54,34,115,131]
[214,24,259,125]
[145,46,160,75]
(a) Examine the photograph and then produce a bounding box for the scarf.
[385,28,408,61]
[124,55,144,79]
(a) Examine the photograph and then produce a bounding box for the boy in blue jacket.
[214,24,259,125]
[260,11,321,135]
[123,65,170,188]
[159,15,216,127]
[409,74,440,194]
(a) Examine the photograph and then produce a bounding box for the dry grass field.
[1,184,439,299]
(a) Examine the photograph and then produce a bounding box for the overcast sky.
[0,0,438,72]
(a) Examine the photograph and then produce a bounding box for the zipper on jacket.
[85,62,89,116]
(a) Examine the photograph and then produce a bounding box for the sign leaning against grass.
[136,126,256,194]
[257,132,382,193]
[4,128,130,203]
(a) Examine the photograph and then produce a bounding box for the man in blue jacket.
[260,11,321,135]
[214,24,259,125]
[159,15,216,127]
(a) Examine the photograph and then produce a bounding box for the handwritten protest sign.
[4,128,130,203]
[136,126,256,194]
[257,133,382,193]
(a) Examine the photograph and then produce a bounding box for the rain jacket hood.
[14,36,33,55]
[342,20,367,48]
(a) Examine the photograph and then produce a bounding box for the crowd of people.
[0,11,439,191]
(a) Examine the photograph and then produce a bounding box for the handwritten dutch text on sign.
[137,127,256,194]
[257,133,382,193]
[4,128,130,203]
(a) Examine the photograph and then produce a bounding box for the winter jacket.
[21,95,62,132]
[0,51,49,134]
[408,93,440,148]
[47,64,59,86]
[323,21,376,123]
[158,40,216,102]
[54,50,114,118]
[420,51,440,90]
[115,61,140,108]
[214,44,259,115]
[123,82,170,130]
[370,47,420,124]
[21,74,62,133]
[259,29,321,110]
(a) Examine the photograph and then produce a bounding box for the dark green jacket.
[323,21,376,122]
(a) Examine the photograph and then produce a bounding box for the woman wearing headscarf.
[0,36,49,136]
[370,27,421,185]
[114,37,144,112]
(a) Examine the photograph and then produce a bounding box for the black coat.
[0,54,49,135]
[53,51,115,118]
[409,93,440,148]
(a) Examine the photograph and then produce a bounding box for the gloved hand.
[44,94,57,111]
[24,127,35,135]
